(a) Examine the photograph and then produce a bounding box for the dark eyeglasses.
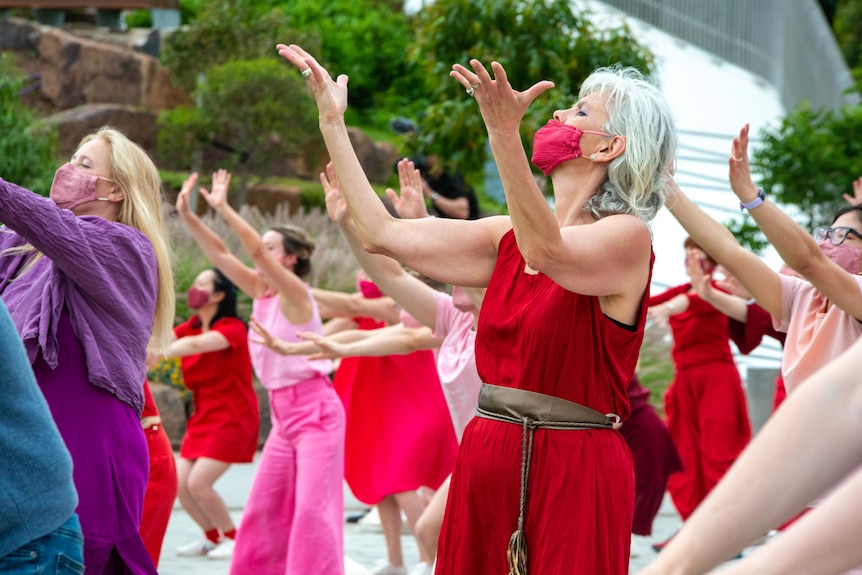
[812,226,862,246]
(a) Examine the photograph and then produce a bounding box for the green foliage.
[753,103,862,230]
[157,57,322,184]
[0,54,59,196]
[159,0,318,92]
[833,0,862,71]
[277,0,428,122]
[411,0,655,182]
[723,214,769,255]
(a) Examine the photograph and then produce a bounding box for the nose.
[553,109,566,122]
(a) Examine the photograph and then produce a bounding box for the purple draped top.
[0,178,157,414]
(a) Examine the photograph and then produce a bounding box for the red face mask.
[531,119,612,176]
[49,163,113,211]
[187,287,211,310]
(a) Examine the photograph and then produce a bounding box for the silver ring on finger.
[466,86,475,97]
[301,68,312,78]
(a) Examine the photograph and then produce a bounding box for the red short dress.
[176,316,259,463]
[435,230,648,575]
[334,289,458,505]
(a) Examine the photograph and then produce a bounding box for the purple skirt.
[35,310,157,575]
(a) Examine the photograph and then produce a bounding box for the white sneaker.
[409,562,433,575]
[207,537,235,560]
[176,538,216,557]
[371,562,408,575]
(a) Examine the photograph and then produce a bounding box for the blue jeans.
[0,515,84,574]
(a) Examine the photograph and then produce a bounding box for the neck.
[549,162,607,226]
[197,306,217,330]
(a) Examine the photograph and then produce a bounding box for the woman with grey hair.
[278,44,676,575]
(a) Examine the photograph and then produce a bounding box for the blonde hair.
[579,66,677,222]
[81,127,175,354]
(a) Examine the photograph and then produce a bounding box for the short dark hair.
[211,268,240,325]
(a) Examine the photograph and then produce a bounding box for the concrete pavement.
[155,453,758,574]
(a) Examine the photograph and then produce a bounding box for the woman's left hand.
[276,43,347,124]
[198,169,231,212]
[450,59,554,136]
[729,124,760,203]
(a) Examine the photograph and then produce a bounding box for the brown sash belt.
[475,383,618,575]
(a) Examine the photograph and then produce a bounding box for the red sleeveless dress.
[435,229,649,575]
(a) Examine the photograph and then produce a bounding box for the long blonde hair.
[80,127,175,354]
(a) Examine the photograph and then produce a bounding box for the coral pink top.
[775,274,862,394]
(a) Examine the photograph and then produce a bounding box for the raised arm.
[321,163,441,330]
[688,252,748,323]
[276,44,508,288]
[176,172,265,298]
[299,325,441,361]
[729,124,862,321]
[198,170,313,323]
[665,179,783,319]
[311,288,400,325]
[449,59,652,304]
[640,335,862,575]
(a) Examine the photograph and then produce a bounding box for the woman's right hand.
[686,253,714,302]
[176,172,198,217]
[276,44,348,125]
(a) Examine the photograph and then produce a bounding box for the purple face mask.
[531,119,612,176]
[819,241,862,274]
[49,163,112,211]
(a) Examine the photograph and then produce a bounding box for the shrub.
[0,54,59,196]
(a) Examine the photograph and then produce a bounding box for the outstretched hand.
[176,172,198,216]
[386,158,429,220]
[687,253,714,301]
[450,59,554,136]
[198,169,232,212]
[728,124,760,203]
[276,43,348,123]
[320,162,350,225]
[843,176,862,207]
[298,331,348,360]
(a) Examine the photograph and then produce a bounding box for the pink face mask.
[531,119,612,176]
[49,163,113,211]
[187,287,211,310]
[819,241,862,274]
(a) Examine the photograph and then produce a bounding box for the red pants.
[140,423,178,567]
[665,362,751,520]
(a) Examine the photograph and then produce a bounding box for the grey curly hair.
[580,66,677,222]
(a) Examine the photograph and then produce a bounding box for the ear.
[595,135,627,163]
[210,290,226,305]
[282,252,299,269]
[106,185,125,203]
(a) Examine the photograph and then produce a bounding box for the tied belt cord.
[475,384,618,575]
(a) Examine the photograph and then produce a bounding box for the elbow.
[522,245,554,274]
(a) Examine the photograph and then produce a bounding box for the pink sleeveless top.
[250,287,332,390]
